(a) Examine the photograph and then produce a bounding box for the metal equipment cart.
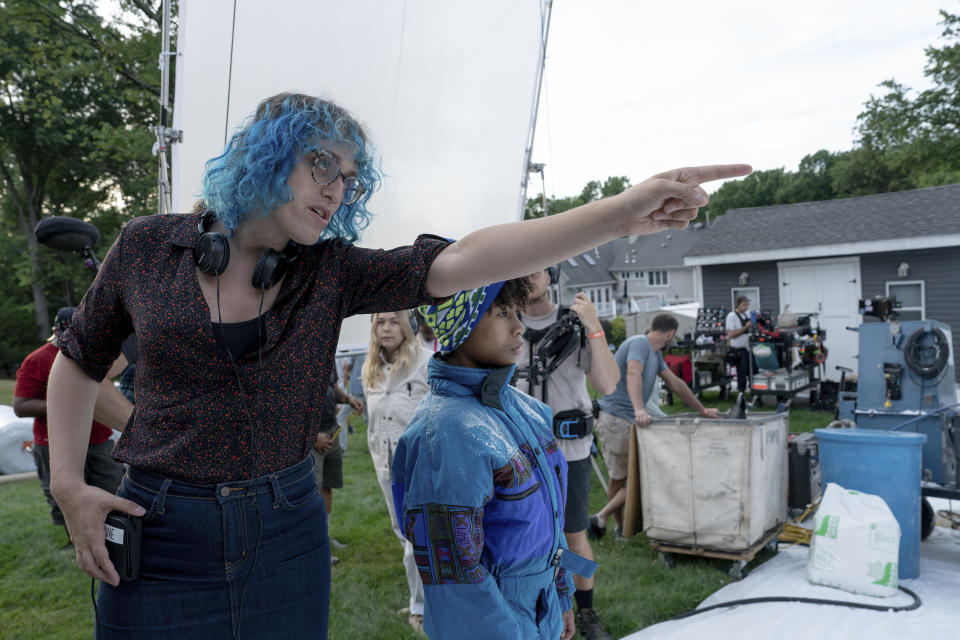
[651,527,781,580]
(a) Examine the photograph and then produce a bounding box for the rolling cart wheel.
[921,498,935,541]
[728,560,747,580]
[659,552,675,569]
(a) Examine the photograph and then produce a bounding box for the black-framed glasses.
[311,149,366,206]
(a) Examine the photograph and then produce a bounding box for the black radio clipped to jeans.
[104,511,142,582]
[553,409,593,439]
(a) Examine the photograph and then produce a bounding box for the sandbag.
[0,418,37,475]
[778,304,798,328]
[808,482,900,597]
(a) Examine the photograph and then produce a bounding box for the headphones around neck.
[195,210,300,290]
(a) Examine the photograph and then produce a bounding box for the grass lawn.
[0,379,15,405]
[0,382,835,639]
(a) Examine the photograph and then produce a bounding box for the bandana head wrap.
[418,281,505,355]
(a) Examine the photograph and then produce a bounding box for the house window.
[604,288,609,302]
[648,270,669,287]
[886,281,925,321]
[731,287,760,313]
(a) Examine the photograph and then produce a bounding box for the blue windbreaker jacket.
[391,357,572,639]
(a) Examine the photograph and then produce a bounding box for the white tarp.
[173,0,547,346]
[0,405,35,475]
[625,508,960,640]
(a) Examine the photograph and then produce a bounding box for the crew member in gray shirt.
[589,313,719,540]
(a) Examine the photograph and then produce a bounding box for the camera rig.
[514,307,585,405]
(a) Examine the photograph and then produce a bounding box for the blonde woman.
[362,309,431,632]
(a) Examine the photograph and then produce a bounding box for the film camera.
[515,308,584,392]
[514,308,594,439]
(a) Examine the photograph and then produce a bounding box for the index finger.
[654,164,752,186]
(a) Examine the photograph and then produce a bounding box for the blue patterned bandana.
[419,282,506,355]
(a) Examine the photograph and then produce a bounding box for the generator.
[838,312,960,493]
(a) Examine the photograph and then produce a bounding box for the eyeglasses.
[311,149,366,206]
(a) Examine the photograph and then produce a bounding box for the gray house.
[552,244,619,318]
[550,229,706,318]
[609,228,704,312]
[684,184,960,378]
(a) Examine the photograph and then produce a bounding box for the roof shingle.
[688,183,960,257]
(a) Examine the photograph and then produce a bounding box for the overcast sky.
[531,0,949,198]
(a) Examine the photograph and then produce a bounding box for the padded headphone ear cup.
[547,265,560,286]
[195,232,230,275]
[251,242,299,290]
[252,249,282,290]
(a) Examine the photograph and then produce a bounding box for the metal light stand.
[516,1,553,218]
[79,246,101,275]
[153,0,182,215]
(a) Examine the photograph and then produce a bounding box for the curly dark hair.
[493,276,534,311]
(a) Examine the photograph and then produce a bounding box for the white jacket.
[366,346,432,476]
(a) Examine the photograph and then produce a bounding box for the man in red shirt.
[13,307,124,532]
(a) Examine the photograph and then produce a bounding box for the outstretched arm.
[659,368,719,418]
[626,361,652,426]
[426,164,751,297]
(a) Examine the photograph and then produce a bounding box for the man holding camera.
[516,267,620,640]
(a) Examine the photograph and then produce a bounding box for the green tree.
[524,176,630,220]
[699,168,791,222]
[607,316,626,349]
[855,9,960,187]
[0,0,166,366]
[700,9,960,222]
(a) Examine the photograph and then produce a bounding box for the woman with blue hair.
[45,90,749,638]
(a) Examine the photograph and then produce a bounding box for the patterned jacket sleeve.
[399,502,526,639]
[555,567,573,612]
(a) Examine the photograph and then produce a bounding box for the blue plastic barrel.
[815,428,927,579]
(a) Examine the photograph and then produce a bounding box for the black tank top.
[212,316,267,362]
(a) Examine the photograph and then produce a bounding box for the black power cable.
[666,585,921,621]
[903,327,950,379]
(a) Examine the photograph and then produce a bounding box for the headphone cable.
[215,275,266,640]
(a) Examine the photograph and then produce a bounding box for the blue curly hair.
[200,92,381,243]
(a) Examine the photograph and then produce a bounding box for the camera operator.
[516,268,619,640]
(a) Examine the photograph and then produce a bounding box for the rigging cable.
[223,0,239,147]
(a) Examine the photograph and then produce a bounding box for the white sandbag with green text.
[807,482,900,597]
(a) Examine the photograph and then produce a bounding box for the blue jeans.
[96,456,330,639]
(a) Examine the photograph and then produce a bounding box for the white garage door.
[778,258,862,380]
